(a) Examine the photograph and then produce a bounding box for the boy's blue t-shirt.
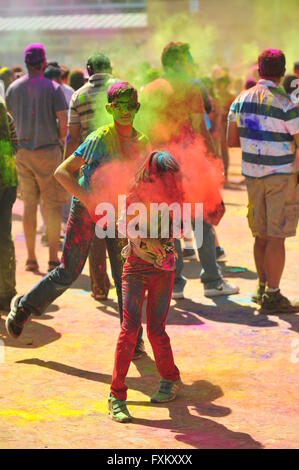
[74,123,149,189]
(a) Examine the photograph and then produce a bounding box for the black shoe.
[48,261,60,272]
[260,290,299,314]
[5,295,31,339]
[251,283,266,304]
[182,248,197,259]
[133,339,146,360]
[216,246,226,260]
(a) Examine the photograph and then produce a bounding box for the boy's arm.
[293,133,299,169]
[56,109,68,143]
[65,95,81,159]
[64,124,81,159]
[54,154,90,206]
[7,112,18,153]
[227,121,241,147]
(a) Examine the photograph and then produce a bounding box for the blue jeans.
[20,197,143,342]
[174,222,222,291]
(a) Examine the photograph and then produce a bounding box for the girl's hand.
[145,239,166,258]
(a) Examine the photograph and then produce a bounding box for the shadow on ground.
[182,259,257,281]
[17,356,262,449]
[96,296,278,328]
[0,316,61,348]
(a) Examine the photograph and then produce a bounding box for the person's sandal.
[91,290,108,301]
[25,259,39,272]
[48,261,60,272]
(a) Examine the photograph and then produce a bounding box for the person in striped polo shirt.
[66,53,118,306]
[227,48,299,314]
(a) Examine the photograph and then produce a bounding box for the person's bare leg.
[253,236,267,284]
[23,202,38,261]
[264,237,285,289]
[44,205,61,262]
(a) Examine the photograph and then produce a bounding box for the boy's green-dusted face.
[106,92,140,126]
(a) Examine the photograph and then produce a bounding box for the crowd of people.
[0,42,298,423]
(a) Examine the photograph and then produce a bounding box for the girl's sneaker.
[151,378,182,403]
[108,395,132,423]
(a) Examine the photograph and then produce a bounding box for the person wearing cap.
[65,52,118,305]
[5,43,69,273]
[227,48,299,314]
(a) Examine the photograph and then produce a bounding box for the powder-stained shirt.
[141,77,205,145]
[228,79,299,178]
[0,97,17,188]
[74,123,148,189]
[6,73,67,150]
[68,73,117,142]
[61,83,74,107]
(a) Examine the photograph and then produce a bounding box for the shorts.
[16,146,69,209]
[245,173,299,238]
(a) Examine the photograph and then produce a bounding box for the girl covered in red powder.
[109,151,183,423]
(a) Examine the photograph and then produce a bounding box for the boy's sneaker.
[260,290,299,314]
[5,295,31,339]
[182,248,197,259]
[172,276,187,300]
[108,395,132,423]
[151,377,182,403]
[216,246,226,261]
[133,339,146,360]
[251,283,266,304]
[204,281,239,298]
[172,289,185,300]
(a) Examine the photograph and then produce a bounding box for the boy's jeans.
[20,197,143,342]
[174,221,222,292]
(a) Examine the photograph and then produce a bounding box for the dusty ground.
[0,149,298,449]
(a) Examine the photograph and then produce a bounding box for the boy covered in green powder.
[6,83,148,360]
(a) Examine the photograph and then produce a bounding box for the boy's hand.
[145,239,166,258]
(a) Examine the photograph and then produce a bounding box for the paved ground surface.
[0,149,298,449]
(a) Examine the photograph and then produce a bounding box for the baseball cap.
[86,52,111,73]
[24,43,46,66]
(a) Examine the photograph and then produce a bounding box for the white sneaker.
[172,290,185,300]
[204,281,239,298]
